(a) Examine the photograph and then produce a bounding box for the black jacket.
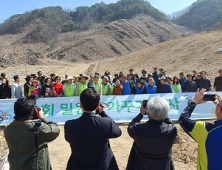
[24,82,31,97]
[41,84,52,97]
[64,112,122,170]
[183,80,197,92]
[214,76,222,91]
[196,78,211,91]
[0,85,11,99]
[127,114,177,170]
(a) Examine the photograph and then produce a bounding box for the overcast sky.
[0,0,197,23]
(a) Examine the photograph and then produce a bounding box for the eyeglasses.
[56,79,61,81]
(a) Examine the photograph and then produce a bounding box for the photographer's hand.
[140,105,146,115]
[193,88,206,104]
[97,103,104,114]
[36,107,44,119]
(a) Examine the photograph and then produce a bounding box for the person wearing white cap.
[63,75,77,97]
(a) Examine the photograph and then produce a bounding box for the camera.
[203,94,216,101]
[96,102,109,114]
[142,99,150,115]
[32,106,41,119]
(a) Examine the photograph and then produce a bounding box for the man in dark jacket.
[214,69,222,91]
[179,72,187,92]
[65,88,122,170]
[196,71,211,91]
[152,67,159,85]
[183,74,197,92]
[158,76,172,93]
[127,96,177,170]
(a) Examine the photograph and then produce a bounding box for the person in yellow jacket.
[102,77,111,95]
[93,75,102,96]
[28,80,40,98]
[63,75,77,97]
[76,75,88,96]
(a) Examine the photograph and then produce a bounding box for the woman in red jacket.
[51,76,63,97]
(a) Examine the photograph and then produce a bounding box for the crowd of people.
[0,67,222,99]
[0,68,222,99]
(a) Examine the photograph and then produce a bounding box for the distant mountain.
[0,0,167,44]
[0,15,193,64]
[49,15,193,62]
[173,0,222,31]
[169,7,191,20]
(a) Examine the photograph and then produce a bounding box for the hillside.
[0,15,193,65]
[49,15,192,62]
[209,19,222,31]
[93,30,222,81]
[2,29,222,84]
[173,0,222,31]
[0,0,167,43]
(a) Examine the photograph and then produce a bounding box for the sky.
[0,0,197,23]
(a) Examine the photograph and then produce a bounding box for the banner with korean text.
[0,93,218,125]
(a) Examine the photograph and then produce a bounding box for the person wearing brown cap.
[76,75,88,96]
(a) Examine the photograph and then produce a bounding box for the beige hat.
[67,75,73,80]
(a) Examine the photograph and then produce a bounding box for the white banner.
[0,93,218,125]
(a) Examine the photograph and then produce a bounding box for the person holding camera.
[179,89,222,170]
[126,97,177,170]
[4,97,60,170]
[64,88,122,170]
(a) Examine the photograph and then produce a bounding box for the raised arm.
[179,89,209,142]
[128,106,145,139]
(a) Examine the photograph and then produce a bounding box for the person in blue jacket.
[158,76,172,93]
[146,78,157,94]
[135,80,145,94]
[179,89,222,170]
[121,75,134,95]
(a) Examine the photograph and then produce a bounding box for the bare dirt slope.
[0,15,193,66]
[94,30,222,82]
[1,30,222,84]
[49,15,192,62]
[1,30,222,87]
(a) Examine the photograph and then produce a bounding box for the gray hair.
[147,96,169,122]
